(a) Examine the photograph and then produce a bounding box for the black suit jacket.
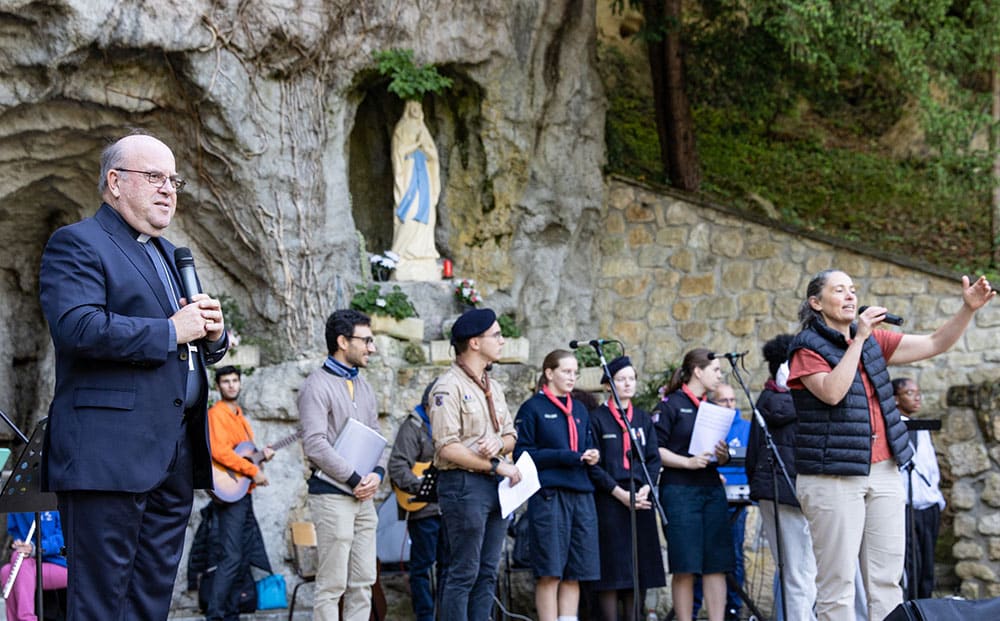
[39,203,226,493]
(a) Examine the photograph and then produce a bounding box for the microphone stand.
[721,356,794,621]
[592,342,667,621]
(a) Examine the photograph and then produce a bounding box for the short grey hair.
[97,129,152,195]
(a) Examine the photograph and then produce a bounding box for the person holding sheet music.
[1,511,67,621]
[587,356,665,621]
[299,309,386,621]
[514,349,600,621]
[653,348,733,621]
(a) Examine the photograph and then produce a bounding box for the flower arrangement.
[350,284,418,320]
[369,251,400,282]
[454,278,482,307]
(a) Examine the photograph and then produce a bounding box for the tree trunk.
[641,0,701,191]
[992,57,1000,267]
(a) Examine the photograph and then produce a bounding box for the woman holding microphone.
[789,269,993,621]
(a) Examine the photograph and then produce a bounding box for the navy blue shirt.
[514,391,595,492]
[653,390,723,487]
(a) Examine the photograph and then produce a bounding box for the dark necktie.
[139,236,203,410]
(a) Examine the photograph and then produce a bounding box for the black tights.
[597,588,646,621]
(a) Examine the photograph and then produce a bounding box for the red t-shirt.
[788,330,903,464]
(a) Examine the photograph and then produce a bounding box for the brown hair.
[665,348,713,394]
[537,349,576,390]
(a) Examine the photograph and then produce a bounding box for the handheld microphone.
[174,247,202,302]
[569,339,611,349]
[708,351,748,361]
[858,305,904,326]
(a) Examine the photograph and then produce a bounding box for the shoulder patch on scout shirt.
[434,394,445,407]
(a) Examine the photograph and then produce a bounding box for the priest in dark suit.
[39,132,228,620]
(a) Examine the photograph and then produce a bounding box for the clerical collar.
[137,233,151,243]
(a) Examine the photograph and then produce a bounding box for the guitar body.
[210,441,256,503]
[392,461,432,512]
[210,430,301,503]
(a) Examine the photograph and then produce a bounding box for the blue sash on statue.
[396,149,431,224]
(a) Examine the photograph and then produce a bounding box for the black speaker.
[884,597,1000,621]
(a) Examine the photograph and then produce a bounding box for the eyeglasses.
[115,168,187,193]
[348,335,376,347]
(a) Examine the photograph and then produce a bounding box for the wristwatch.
[489,457,501,475]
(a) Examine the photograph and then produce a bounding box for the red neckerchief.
[682,384,704,407]
[608,399,634,469]
[456,360,500,432]
[764,378,788,393]
[542,385,578,451]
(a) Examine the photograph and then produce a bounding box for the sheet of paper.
[498,451,540,519]
[688,401,737,461]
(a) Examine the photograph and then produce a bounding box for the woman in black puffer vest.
[788,269,994,621]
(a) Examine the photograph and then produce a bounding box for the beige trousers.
[796,459,905,621]
[309,493,378,621]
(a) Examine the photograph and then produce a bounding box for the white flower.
[384,250,401,263]
[375,298,387,307]
[370,254,383,264]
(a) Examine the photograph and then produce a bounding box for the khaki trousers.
[797,459,905,621]
[309,493,378,621]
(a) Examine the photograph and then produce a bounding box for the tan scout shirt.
[429,362,516,470]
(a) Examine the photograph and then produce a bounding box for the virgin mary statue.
[390,100,441,280]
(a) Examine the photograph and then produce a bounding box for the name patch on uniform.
[543,413,558,419]
[680,408,694,414]
[602,433,618,439]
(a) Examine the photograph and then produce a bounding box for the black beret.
[601,355,633,384]
[450,308,497,344]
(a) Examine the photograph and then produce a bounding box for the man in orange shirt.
[205,366,274,621]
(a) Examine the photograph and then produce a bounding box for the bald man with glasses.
[39,132,228,620]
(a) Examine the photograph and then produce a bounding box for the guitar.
[392,460,437,512]
[210,430,301,503]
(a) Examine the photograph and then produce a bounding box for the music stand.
[0,412,59,619]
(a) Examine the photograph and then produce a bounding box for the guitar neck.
[270,430,302,451]
[249,430,302,463]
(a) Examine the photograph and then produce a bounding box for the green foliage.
[599,0,1000,273]
[633,365,677,413]
[599,43,663,181]
[694,106,991,270]
[350,284,418,320]
[374,49,453,100]
[574,342,624,368]
[498,313,522,339]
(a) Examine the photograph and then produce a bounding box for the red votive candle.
[442,258,453,278]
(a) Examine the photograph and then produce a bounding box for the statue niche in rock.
[391,99,441,280]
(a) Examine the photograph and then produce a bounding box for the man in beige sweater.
[299,309,386,621]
